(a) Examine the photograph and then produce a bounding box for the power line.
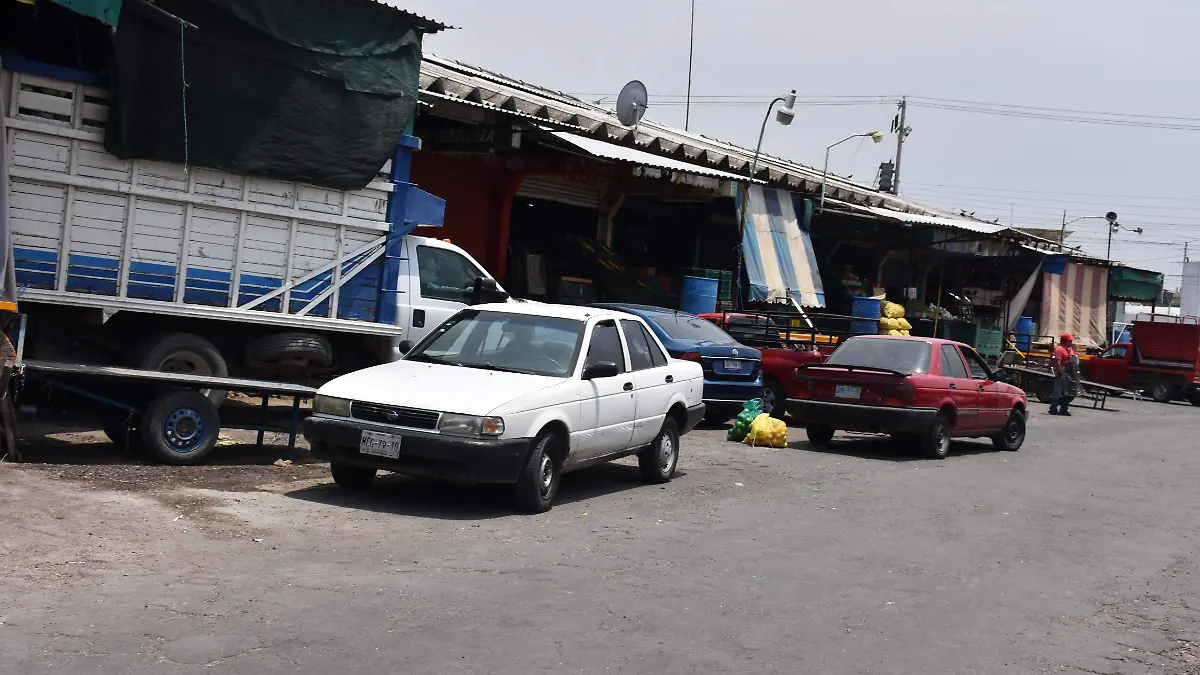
[899,181,1200,203]
[570,92,1200,129]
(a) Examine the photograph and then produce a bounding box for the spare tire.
[246,333,334,369]
[135,333,228,404]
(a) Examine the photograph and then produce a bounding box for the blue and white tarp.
[737,186,825,307]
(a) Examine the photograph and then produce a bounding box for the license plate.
[835,385,861,399]
[723,360,743,372]
[359,430,402,459]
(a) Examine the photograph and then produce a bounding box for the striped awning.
[1040,263,1108,348]
[738,186,825,308]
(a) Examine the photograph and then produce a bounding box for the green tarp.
[1109,266,1164,301]
[48,0,122,27]
[105,0,425,189]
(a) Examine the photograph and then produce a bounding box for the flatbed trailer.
[1001,364,1131,411]
[13,359,315,464]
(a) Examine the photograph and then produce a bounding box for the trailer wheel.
[1034,379,1055,404]
[136,333,228,404]
[1151,382,1173,404]
[139,391,220,465]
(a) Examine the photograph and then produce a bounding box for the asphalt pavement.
[2,399,1199,674]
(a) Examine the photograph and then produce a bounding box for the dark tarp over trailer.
[104,0,446,190]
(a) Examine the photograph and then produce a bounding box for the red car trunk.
[794,366,916,406]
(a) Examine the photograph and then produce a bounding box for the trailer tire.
[1151,382,1173,404]
[246,333,334,369]
[1034,379,1055,404]
[136,333,228,404]
[140,391,220,465]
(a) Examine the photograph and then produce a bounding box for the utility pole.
[684,0,696,131]
[890,97,910,194]
[1059,210,1067,250]
[1185,241,1190,264]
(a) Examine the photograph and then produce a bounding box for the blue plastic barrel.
[1014,316,1034,351]
[850,296,881,335]
[680,276,719,315]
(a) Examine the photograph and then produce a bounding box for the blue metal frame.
[378,135,447,326]
[1,56,108,87]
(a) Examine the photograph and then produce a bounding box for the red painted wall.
[410,153,517,276]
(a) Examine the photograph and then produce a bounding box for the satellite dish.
[616,80,649,127]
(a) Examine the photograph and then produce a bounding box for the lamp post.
[1058,211,1141,259]
[819,131,884,213]
[1104,211,1143,261]
[733,90,797,308]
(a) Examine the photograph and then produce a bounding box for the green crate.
[682,268,733,302]
[945,323,1003,360]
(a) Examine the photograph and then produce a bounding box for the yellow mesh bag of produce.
[896,317,912,331]
[742,413,789,448]
[881,301,906,319]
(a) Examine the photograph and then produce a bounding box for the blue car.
[594,304,763,423]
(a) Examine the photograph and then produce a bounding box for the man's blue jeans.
[1049,375,1069,414]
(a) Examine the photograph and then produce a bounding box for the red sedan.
[699,312,825,417]
[785,335,1028,458]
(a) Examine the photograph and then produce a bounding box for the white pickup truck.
[2,59,504,389]
[303,303,707,512]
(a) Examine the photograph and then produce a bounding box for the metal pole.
[820,146,831,214]
[1107,223,1114,261]
[685,0,695,131]
[1059,210,1067,251]
[734,97,786,309]
[892,97,907,194]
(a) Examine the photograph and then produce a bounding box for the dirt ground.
[2,401,1200,674]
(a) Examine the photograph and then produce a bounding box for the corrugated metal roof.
[551,132,763,184]
[421,90,586,131]
[860,206,1010,235]
[418,55,936,212]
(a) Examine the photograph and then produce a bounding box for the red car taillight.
[791,373,813,398]
[887,383,917,403]
[679,352,702,362]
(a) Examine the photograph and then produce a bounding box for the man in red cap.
[1049,332,1078,415]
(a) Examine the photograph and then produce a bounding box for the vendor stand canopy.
[1108,266,1164,302]
[1041,262,1108,348]
[738,186,825,308]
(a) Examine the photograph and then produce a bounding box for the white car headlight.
[438,413,505,438]
[312,395,352,417]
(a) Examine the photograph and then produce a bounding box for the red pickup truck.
[1080,315,1200,405]
[699,312,825,417]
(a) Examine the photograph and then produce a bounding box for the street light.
[734,89,797,308]
[819,131,884,212]
[1104,211,1144,262]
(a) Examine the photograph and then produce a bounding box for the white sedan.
[303,303,706,512]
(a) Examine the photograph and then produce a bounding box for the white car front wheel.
[639,418,679,484]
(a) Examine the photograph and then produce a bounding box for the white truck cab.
[393,234,509,351]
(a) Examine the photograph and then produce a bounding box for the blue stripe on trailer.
[13,246,381,319]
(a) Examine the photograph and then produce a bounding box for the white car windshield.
[407,310,585,377]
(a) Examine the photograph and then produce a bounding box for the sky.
[397,0,1200,288]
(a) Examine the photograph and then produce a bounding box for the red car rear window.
[826,338,932,374]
